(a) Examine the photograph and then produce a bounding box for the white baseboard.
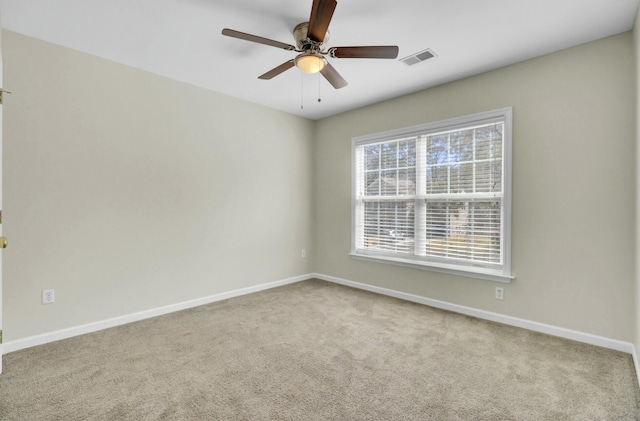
[3,274,312,354]
[4,272,637,369]
[633,346,640,388]
[313,273,636,355]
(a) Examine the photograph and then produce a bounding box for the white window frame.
[351,108,513,283]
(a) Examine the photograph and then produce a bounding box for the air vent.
[400,49,436,66]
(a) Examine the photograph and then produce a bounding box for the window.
[351,108,512,282]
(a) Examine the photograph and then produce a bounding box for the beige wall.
[2,31,314,341]
[2,29,637,345]
[314,33,636,342]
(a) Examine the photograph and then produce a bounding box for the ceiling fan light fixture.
[295,53,325,74]
[221,0,397,89]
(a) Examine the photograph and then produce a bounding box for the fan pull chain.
[317,72,322,103]
[300,71,304,109]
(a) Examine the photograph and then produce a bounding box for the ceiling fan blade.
[307,0,337,43]
[222,28,296,51]
[258,60,296,80]
[331,46,399,59]
[320,62,348,89]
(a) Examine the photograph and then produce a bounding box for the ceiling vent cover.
[400,49,436,66]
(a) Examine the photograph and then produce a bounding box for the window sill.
[350,253,514,284]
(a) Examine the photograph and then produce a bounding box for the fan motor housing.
[293,22,329,51]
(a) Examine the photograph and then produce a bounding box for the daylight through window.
[352,108,512,281]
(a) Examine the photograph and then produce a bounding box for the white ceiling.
[2,0,638,120]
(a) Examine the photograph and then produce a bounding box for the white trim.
[313,273,635,354]
[633,346,640,390]
[3,274,312,354]
[351,107,513,281]
[5,271,637,380]
[350,253,514,283]
[352,108,514,145]
[502,107,513,277]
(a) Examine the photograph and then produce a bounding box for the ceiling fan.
[221,0,399,89]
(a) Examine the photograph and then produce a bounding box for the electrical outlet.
[495,287,504,301]
[301,249,306,258]
[42,289,55,304]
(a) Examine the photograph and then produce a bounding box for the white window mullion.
[415,136,427,257]
[471,128,477,260]
[472,127,477,197]
[354,146,365,250]
[469,202,475,261]
[447,133,451,195]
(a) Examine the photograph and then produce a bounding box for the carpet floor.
[0,279,638,420]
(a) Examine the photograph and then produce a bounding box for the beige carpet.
[0,279,638,420]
